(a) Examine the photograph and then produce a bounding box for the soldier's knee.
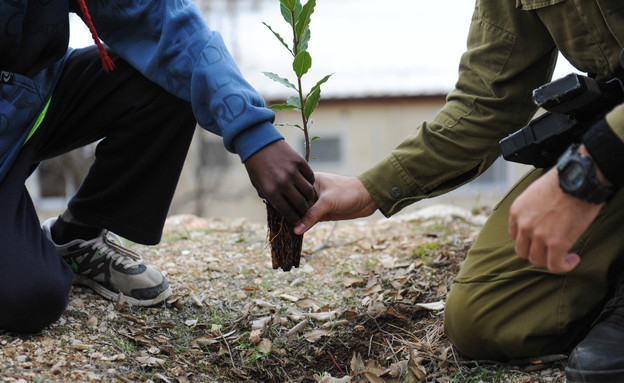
[444,283,518,361]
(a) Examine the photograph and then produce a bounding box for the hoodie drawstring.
[76,0,116,72]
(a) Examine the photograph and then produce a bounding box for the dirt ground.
[0,205,568,382]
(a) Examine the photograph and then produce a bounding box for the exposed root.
[266,202,303,271]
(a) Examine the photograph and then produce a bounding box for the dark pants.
[0,46,196,333]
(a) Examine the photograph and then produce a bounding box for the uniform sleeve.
[83,0,282,162]
[582,104,624,189]
[358,0,559,217]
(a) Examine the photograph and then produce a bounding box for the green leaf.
[304,87,320,119]
[268,104,299,110]
[294,0,303,22]
[262,72,297,90]
[298,27,310,52]
[280,0,302,25]
[286,95,301,108]
[279,2,293,24]
[293,51,312,77]
[296,0,316,41]
[307,73,333,98]
[262,22,293,55]
[276,122,304,130]
[310,135,321,141]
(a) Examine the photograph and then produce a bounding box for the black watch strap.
[556,143,614,204]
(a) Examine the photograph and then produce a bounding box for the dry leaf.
[251,316,271,332]
[315,373,351,383]
[304,311,338,322]
[363,285,382,296]
[249,330,262,345]
[321,319,349,328]
[415,301,445,311]
[385,360,408,378]
[287,320,308,337]
[296,297,321,309]
[257,338,272,354]
[366,272,378,288]
[118,313,146,326]
[280,294,300,302]
[343,277,365,287]
[385,306,408,321]
[350,353,366,374]
[136,356,166,367]
[303,329,329,343]
[191,336,218,348]
[364,372,386,383]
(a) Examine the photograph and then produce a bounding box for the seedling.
[263,0,332,271]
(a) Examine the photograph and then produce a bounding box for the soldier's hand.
[508,166,602,273]
[294,172,379,234]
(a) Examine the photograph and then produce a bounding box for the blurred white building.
[31,0,578,223]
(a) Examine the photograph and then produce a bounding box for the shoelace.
[78,232,143,270]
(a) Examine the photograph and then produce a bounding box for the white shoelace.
[78,232,143,269]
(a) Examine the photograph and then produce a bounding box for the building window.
[301,135,343,164]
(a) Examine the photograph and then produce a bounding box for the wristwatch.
[556,143,614,204]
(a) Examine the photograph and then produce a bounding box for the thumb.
[564,253,581,271]
[294,203,327,235]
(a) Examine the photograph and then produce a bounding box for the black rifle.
[499,73,624,168]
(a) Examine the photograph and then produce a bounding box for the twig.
[311,222,338,253]
[385,337,403,364]
[328,350,344,374]
[219,328,236,368]
[115,374,134,383]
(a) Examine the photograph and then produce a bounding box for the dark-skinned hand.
[244,139,315,225]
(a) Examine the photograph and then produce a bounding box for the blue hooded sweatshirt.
[0,0,282,183]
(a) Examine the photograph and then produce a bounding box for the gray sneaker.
[42,218,172,306]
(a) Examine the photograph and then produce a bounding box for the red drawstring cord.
[76,0,116,72]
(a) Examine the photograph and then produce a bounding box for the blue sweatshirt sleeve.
[84,0,282,162]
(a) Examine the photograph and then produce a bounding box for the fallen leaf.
[296,297,321,309]
[343,277,365,287]
[257,338,272,354]
[118,313,146,326]
[287,321,308,337]
[315,373,351,383]
[251,316,271,332]
[280,294,300,302]
[415,301,445,311]
[385,306,408,321]
[304,329,330,343]
[249,330,262,345]
[351,353,366,374]
[136,356,165,367]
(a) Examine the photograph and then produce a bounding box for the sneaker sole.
[72,274,172,307]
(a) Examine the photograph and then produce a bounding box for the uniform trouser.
[0,46,196,333]
[444,168,624,361]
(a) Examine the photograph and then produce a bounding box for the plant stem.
[289,8,311,162]
[297,77,311,161]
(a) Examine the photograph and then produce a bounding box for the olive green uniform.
[358,0,624,360]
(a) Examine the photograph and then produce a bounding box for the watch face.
[562,162,586,191]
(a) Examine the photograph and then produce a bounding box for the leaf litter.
[0,205,567,382]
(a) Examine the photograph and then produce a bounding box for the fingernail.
[295,223,306,234]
